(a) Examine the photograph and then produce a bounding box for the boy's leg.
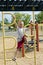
[12,49,17,61]
[16,48,22,58]
[12,48,21,61]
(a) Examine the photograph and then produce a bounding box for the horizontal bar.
[25,34,34,37]
[38,24,43,26]
[6,59,12,61]
[25,24,43,27]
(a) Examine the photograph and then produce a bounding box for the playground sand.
[0,37,43,65]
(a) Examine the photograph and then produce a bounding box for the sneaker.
[12,58,16,61]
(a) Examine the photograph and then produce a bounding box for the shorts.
[17,36,25,49]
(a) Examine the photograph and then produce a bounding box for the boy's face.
[18,21,24,28]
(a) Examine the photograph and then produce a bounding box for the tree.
[4,18,9,24]
[21,14,31,25]
[11,13,31,27]
[0,23,1,30]
[14,13,23,22]
[35,11,43,23]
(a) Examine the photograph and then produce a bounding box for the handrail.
[25,23,36,27]
[25,24,43,27]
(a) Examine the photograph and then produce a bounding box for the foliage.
[11,13,31,27]
[0,23,1,29]
[4,18,9,24]
[35,11,43,23]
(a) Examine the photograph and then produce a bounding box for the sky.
[0,11,40,23]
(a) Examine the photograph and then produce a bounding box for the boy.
[12,20,28,61]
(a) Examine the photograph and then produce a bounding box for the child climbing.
[12,20,28,61]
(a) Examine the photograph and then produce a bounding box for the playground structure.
[0,12,43,65]
[25,22,39,51]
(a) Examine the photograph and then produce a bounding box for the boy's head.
[18,20,24,28]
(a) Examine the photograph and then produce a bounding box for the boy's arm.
[14,22,18,28]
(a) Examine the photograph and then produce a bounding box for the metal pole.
[22,42,25,57]
[32,10,36,65]
[2,12,6,65]
[36,23,39,51]
[31,23,33,40]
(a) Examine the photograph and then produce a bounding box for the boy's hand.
[24,35,27,41]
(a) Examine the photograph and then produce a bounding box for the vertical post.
[32,7,36,65]
[30,23,33,40]
[30,21,33,36]
[36,23,39,51]
[2,12,6,65]
[21,21,25,57]
[22,43,24,57]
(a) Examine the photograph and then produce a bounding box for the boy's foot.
[12,58,16,61]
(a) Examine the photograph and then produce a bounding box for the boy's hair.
[18,20,24,25]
